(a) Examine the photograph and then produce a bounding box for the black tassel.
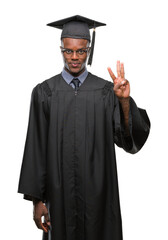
[87,28,96,66]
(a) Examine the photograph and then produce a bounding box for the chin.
[67,66,85,76]
[70,68,82,74]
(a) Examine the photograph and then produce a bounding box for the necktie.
[71,78,80,91]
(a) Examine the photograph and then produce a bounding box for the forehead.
[62,38,88,49]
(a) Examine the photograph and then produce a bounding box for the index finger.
[107,67,116,82]
[42,222,49,233]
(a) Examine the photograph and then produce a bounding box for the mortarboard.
[47,15,106,65]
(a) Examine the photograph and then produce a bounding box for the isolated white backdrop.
[0,0,167,239]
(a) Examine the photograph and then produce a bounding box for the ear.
[60,46,64,56]
[61,39,64,47]
[86,40,91,56]
[86,47,91,58]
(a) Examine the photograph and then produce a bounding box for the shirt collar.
[61,68,88,84]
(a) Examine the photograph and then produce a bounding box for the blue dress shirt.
[61,68,88,89]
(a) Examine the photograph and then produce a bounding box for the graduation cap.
[47,15,106,65]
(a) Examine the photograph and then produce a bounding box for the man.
[18,15,150,240]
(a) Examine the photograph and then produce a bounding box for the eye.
[65,49,73,54]
[77,49,85,55]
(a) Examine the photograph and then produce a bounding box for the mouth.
[70,62,80,68]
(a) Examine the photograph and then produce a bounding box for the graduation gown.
[18,72,150,240]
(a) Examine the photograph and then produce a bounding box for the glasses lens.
[62,48,89,57]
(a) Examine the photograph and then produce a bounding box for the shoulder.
[89,72,108,83]
[41,73,62,92]
[33,73,62,96]
[88,72,114,89]
[30,74,61,102]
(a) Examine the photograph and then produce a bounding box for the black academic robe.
[18,72,150,240]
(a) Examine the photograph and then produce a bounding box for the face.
[61,38,90,77]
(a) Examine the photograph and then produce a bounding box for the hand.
[107,61,130,99]
[33,201,50,233]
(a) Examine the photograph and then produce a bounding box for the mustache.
[69,62,81,64]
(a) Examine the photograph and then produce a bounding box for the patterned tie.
[71,78,80,91]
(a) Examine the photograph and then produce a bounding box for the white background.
[0,0,168,239]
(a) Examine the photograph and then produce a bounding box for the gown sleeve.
[112,87,151,154]
[18,83,48,202]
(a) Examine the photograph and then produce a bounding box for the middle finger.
[117,61,121,77]
[120,63,125,78]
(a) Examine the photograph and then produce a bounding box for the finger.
[113,80,128,91]
[117,60,121,77]
[107,67,116,81]
[124,79,129,86]
[44,212,51,226]
[42,222,49,233]
[121,79,129,86]
[34,217,44,230]
[120,62,125,78]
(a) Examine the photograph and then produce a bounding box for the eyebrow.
[62,47,89,50]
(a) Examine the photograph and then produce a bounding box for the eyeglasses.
[60,47,90,57]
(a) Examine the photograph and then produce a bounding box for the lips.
[71,62,80,68]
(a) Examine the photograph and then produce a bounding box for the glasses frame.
[60,47,90,57]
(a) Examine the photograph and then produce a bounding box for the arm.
[18,84,50,231]
[18,84,47,202]
[108,61,150,153]
[108,61,131,134]
[118,97,130,136]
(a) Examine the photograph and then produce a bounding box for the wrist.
[32,197,42,205]
[118,96,130,104]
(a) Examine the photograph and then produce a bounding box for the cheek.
[80,55,88,65]
[80,62,86,69]
[79,56,88,70]
[62,55,69,67]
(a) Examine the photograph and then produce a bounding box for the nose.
[71,51,78,60]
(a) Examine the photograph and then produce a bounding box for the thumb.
[114,80,127,91]
[44,212,50,225]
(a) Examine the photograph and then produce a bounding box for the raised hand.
[107,61,130,99]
